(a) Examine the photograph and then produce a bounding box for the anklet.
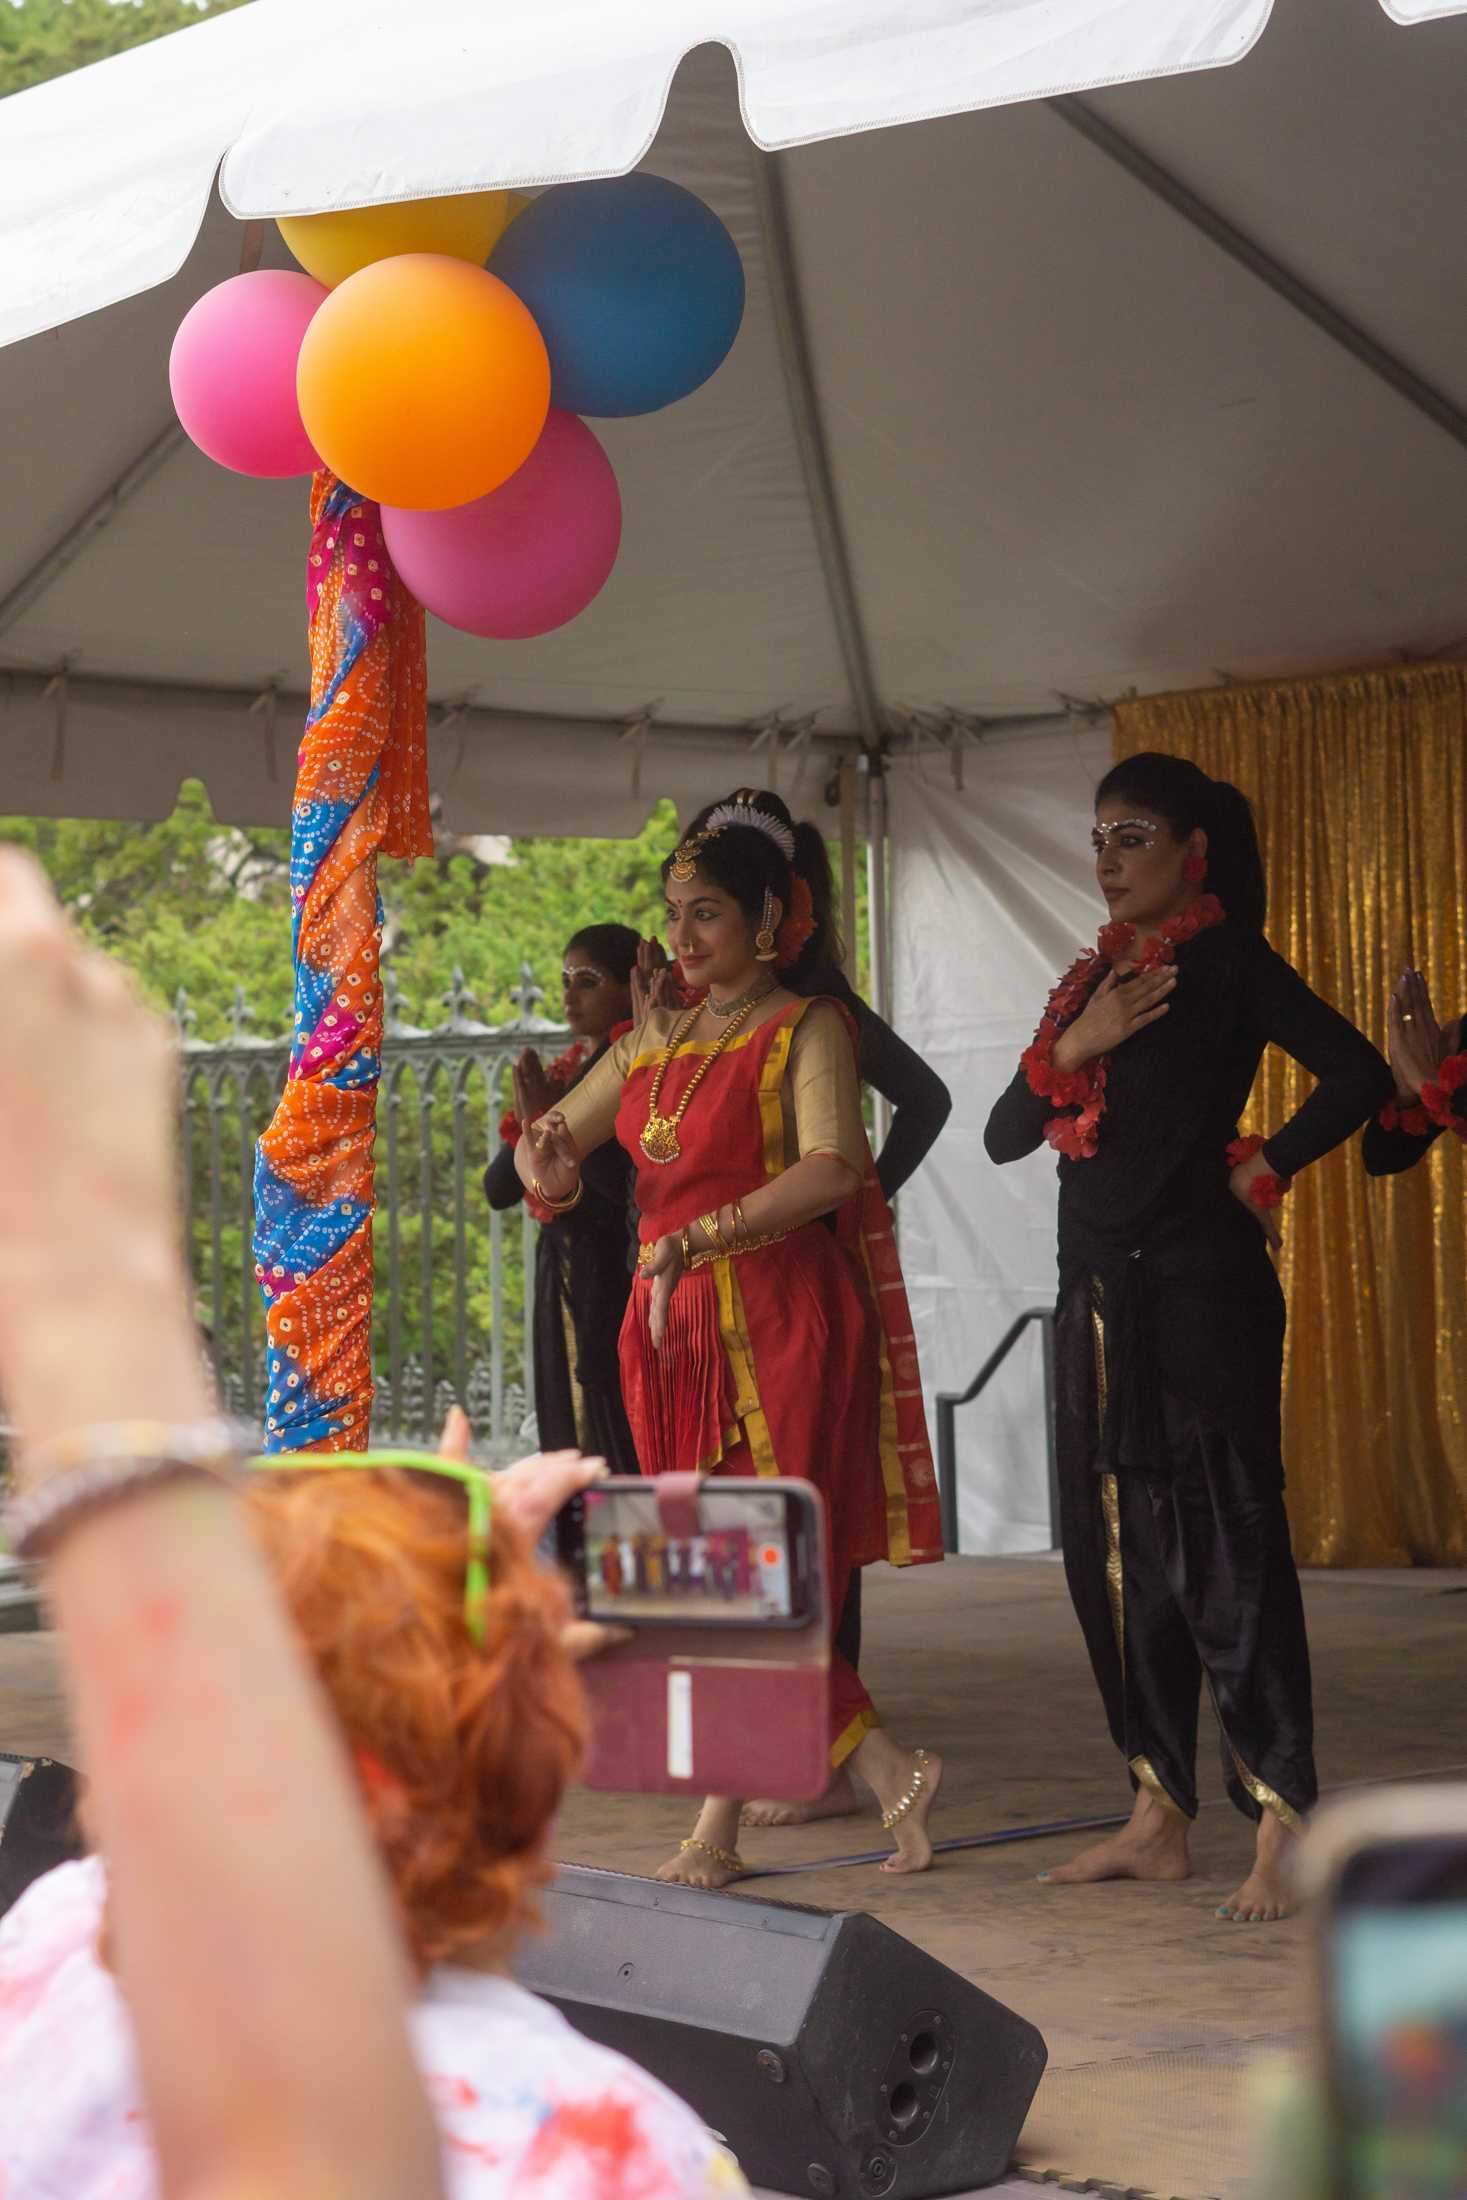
[679,1836,743,1875]
[881,1748,932,1834]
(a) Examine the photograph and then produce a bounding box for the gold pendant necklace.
[640,995,767,1165]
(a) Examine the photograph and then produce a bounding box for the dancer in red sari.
[519,789,943,1885]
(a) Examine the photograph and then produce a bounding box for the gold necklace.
[640,996,766,1165]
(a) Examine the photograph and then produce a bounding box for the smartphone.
[1303,1787,1467,2200]
[556,1477,818,1630]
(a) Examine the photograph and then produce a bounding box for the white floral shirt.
[0,1858,749,2200]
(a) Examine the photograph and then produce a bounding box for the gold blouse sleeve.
[787,1001,868,1178]
[554,1022,641,1156]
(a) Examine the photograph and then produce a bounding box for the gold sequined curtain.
[1115,665,1467,1566]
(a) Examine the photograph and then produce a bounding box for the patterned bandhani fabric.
[253,472,431,1452]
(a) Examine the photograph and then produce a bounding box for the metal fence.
[177,966,570,1458]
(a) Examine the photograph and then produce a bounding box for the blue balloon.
[491,174,744,419]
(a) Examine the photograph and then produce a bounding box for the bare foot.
[741,1768,861,1828]
[655,1844,742,1891]
[654,1801,744,1891]
[845,1734,944,1877]
[1216,1806,1299,1923]
[1039,1785,1192,1886]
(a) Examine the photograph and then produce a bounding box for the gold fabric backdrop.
[1114,666,1467,1566]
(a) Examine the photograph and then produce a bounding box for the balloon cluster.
[169,175,745,639]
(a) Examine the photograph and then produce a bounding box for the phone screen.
[579,1484,806,1627]
[1329,1837,1467,2198]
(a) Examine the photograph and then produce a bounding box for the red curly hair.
[243,1468,586,1971]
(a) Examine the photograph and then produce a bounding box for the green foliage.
[0,0,254,97]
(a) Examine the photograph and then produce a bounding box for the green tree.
[1,0,254,97]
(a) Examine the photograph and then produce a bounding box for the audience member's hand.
[0,849,209,1460]
[437,1411,632,1661]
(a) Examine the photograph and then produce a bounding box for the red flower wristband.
[1378,1097,1433,1138]
[1226,1135,1292,1209]
[1419,1051,1467,1137]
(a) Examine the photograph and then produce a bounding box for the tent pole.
[838,754,858,977]
[866,761,893,1143]
[1050,96,1467,461]
[749,148,884,744]
[0,423,184,641]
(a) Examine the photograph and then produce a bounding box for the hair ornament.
[702,799,796,862]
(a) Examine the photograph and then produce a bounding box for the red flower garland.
[1225,1133,1292,1209]
[1420,1050,1467,1138]
[1021,895,1226,1160]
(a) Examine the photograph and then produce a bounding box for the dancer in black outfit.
[485,924,641,1474]
[985,754,1391,1923]
[1362,967,1466,1175]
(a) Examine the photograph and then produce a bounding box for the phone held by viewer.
[1299,1786,1467,2200]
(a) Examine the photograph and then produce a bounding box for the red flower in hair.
[776,874,817,969]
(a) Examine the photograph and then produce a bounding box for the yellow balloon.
[278,190,513,289]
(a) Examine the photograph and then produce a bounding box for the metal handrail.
[934,1306,1058,1554]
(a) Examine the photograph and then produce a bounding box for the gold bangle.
[699,1210,731,1258]
[730,1199,750,1243]
[680,1226,692,1268]
[532,1175,583,1213]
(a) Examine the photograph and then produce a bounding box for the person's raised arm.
[0,851,442,2200]
[514,1027,633,1205]
[845,990,952,1200]
[1243,943,1395,1185]
[643,1002,864,1346]
[1362,972,1464,1176]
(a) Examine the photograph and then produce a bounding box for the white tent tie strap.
[620,704,661,803]
[41,667,69,785]
[249,686,280,785]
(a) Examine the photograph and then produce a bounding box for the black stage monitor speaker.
[517,1866,1047,2199]
[0,1755,81,1917]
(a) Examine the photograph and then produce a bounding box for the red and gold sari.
[558,996,941,1766]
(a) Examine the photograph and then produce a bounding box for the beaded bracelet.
[5,1417,250,1563]
[1226,1135,1293,1210]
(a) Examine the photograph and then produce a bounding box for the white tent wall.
[887,723,1111,1555]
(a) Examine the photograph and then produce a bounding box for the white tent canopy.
[4,0,1467,1548]
[2,0,1466,830]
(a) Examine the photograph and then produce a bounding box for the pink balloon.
[382,411,621,639]
[170,270,326,478]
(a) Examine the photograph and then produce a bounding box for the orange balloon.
[296,254,550,510]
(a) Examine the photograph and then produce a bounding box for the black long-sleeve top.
[815,968,952,1201]
[484,1042,636,1395]
[985,923,1393,1474]
[1362,1013,1467,1175]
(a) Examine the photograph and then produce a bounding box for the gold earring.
[755,888,778,962]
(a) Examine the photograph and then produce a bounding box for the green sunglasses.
[248,1448,493,1648]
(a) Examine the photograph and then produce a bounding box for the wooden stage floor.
[4,1553,1464,2200]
